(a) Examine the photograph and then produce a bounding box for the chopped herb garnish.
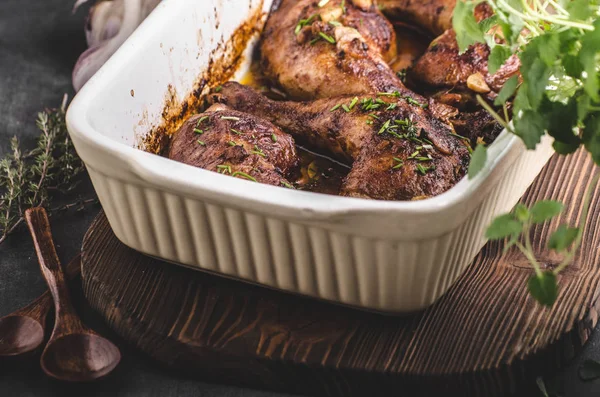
[378,91,401,97]
[232,171,257,182]
[386,103,397,111]
[197,140,205,146]
[214,86,223,93]
[361,98,382,111]
[221,116,240,121]
[450,132,470,141]
[330,103,342,112]
[271,133,277,143]
[309,37,321,45]
[406,97,428,108]
[392,157,404,170]
[366,120,373,125]
[195,116,209,128]
[378,120,391,134]
[281,181,295,189]
[217,164,232,174]
[377,92,427,108]
[251,145,266,158]
[368,113,380,119]
[230,128,243,135]
[348,97,359,110]
[342,104,351,113]
[416,164,435,175]
[318,32,336,44]
[295,14,318,35]
[228,141,238,146]
[408,151,419,160]
[194,128,204,134]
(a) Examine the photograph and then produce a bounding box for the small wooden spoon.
[0,255,80,357]
[25,207,121,382]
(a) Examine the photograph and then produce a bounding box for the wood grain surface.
[81,149,600,396]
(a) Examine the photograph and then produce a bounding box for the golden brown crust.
[378,0,457,36]
[210,82,469,200]
[260,0,403,100]
[410,29,520,98]
[168,104,298,187]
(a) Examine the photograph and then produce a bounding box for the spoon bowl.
[0,315,44,356]
[25,207,121,382]
[41,333,121,382]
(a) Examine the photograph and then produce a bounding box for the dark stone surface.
[0,1,598,396]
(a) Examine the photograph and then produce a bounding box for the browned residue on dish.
[140,0,267,155]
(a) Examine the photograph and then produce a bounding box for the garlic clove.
[467,72,491,94]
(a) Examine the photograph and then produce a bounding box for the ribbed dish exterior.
[85,137,554,313]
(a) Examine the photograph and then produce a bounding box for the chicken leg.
[169,104,298,188]
[210,82,469,200]
[260,0,414,100]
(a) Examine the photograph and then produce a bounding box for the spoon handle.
[8,254,82,324]
[25,208,86,337]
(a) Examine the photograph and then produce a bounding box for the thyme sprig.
[0,95,90,245]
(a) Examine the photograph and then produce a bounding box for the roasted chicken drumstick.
[169,104,298,188]
[260,0,414,100]
[378,0,520,106]
[211,82,469,200]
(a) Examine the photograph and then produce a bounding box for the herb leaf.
[485,214,522,240]
[513,110,547,150]
[468,144,487,179]
[548,225,579,253]
[528,271,558,307]
[494,75,519,106]
[452,0,483,53]
[530,200,564,224]
[488,45,511,74]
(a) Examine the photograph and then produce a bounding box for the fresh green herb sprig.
[0,96,91,245]
[454,1,600,306]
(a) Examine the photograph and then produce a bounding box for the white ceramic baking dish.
[66,0,555,313]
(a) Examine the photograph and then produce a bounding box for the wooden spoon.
[25,207,121,382]
[0,255,81,357]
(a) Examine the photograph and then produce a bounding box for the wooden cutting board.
[81,149,600,397]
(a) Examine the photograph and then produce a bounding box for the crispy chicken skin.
[377,0,493,36]
[210,82,469,200]
[410,28,521,105]
[393,1,520,105]
[260,0,406,101]
[168,104,298,187]
[378,0,457,36]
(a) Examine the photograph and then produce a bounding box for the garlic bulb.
[72,0,161,91]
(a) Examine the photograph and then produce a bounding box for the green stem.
[477,96,511,130]
[541,0,569,16]
[516,239,543,277]
[497,0,595,31]
[553,171,600,274]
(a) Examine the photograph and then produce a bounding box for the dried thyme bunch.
[0,95,95,245]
